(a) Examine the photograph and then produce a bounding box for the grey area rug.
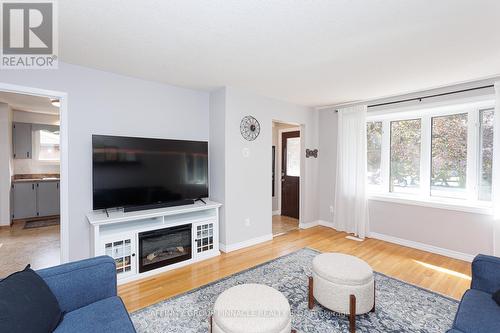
[23,218,60,229]
[131,248,458,332]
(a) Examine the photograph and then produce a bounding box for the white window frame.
[32,128,61,164]
[367,99,495,215]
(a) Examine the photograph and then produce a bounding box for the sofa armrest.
[471,254,500,294]
[36,256,117,313]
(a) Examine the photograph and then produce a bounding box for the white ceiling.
[59,0,500,106]
[0,91,59,114]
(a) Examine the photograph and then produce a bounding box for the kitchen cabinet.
[12,182,37,219]
[11,181,60,219]
[36,181,60,217]
[12,122,32,159]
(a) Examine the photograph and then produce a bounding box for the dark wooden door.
[281,131,300,219]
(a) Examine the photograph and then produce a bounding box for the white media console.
[86,200,221,284]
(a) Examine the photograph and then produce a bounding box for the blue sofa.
[447,254,500,333]
[36,256,136,333]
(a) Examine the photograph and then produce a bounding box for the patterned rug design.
[23,218,60,229]
[131,248,458,332]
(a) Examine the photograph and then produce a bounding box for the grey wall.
[209,88,227,244]
[369,200,493,255]
[317,108,495,256]
[318,109,337,223]
[0,62,209,260]
[211,87,318,247]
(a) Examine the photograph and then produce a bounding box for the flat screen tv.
[92,135,208,211]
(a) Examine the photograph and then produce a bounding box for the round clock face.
[240,115,260,141]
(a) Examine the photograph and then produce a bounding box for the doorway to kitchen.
[271,121,300,236]
[0,88,65,277]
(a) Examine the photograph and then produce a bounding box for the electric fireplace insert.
[138,224,192,273]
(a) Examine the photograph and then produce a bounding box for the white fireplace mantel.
[86,200,221,284]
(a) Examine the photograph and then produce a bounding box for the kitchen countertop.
[12,178,60,183]
[12,174,60,183]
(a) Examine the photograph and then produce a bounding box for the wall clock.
[240,115,260,141]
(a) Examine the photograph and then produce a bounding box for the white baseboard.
[369,232,475,262]
[299,220,334,229]
[318,220,334,228]
[272,210,281,216]
[299,220,319,229]
[219,233,273,253]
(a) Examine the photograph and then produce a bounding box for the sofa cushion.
[453,289,500,333]
[54,296,135,333]
[493,289,500,306]
[0,265,63,333]
[37,256,117,313]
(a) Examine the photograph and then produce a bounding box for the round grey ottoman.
[212,284,292,333]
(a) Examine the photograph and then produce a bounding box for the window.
[366,100,495,207]
[367,122,382,189]
[35,129,60,161]
[479,109,494,201]
[390,119,421,194]
[431,113,468,199]
[286,137,300,176]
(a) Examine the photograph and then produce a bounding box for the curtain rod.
[335,84,494,112]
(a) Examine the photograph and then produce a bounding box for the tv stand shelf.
[86,200,221,284]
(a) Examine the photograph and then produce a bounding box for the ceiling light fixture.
[51,99,60,107]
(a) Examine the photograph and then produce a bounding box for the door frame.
[276,126,301,218]
[0,82,69,263]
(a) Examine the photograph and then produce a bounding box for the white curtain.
[492,81,500,256]
[334,105,369,239]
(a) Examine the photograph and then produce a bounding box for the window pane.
[37,130,60,161]
[479,109,494,201]
[367,121,382,188]
[431,113,467,199]
[390,119,421,194]
[286,137,300,176]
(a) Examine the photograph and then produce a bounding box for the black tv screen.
[92,135,208,210]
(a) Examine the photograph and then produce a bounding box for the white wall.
[0,103,13,226]
[318,108,495,258]
[13,110,59,125]
[211,87,318,248]
[0,62,209,260]
[13,110,60,175]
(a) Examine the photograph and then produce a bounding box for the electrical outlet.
[329,205,334,213]
[245,218,251,227]
[242,147,250,158]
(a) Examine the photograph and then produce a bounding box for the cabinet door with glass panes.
[194,221,216,255]
[101,234,136,278]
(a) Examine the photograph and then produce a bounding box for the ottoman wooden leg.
[308,276,314,309]
[291,330,297,333]
[349,294,356,333]
[209,315,213,333]
[371,280,376,313]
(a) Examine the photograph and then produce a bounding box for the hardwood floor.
[272,215,299,235]
[119,226,471,312]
